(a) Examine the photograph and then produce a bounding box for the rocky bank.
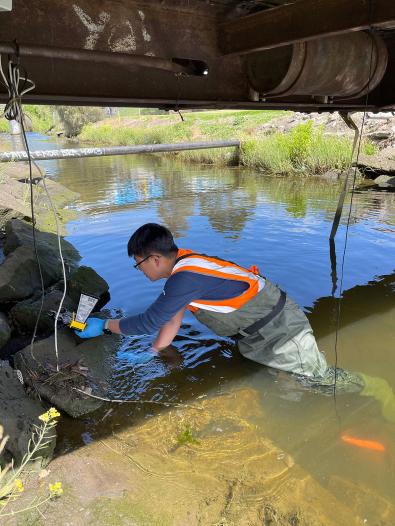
[0,162,120,466]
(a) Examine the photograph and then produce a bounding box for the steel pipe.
[0,42,198,75]
[0,140,240,162]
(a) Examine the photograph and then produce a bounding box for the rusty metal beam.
[0,0,393,110]
[3,93,379,111]
[219,0,395,55]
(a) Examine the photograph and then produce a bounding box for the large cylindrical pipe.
[246,32,388,100]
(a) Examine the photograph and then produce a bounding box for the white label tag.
[75,294,98,323]
[0,1,12,12]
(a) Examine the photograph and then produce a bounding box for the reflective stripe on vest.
[172,249,265,313]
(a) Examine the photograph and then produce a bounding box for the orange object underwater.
[341,434,385,452]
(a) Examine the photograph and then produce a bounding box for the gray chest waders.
[193,279,328,377]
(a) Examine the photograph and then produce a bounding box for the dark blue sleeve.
[118,271,248,335]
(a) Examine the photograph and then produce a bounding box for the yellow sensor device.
[69,293,99,331]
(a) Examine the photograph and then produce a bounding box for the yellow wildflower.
[14,479,24,493]
[38,407,60,423]
[38,411,50,423]
[48,408,60,419]
[49,481,63,497]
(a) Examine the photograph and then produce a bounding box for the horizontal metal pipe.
[0,140,240,162]
[0,42,189,74]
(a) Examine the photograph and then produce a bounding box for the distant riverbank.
[78,110,377,176]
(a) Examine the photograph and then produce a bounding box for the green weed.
[177,425,200,446]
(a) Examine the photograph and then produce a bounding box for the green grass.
[0,105,55,134]
[78,110,378,175]
[24,105,55,133]
[240,121,361,174]
[0,119,8,133]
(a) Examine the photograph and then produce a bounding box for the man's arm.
[152,306,187,351]
[99,306,186,346]
[106,319,121,334]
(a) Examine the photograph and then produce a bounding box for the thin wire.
[18,116,46,361]
[332,113,368,408]
[28,159,67,372]
[332,3,374,406]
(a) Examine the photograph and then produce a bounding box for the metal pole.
[0,42,194,75]
[0,140,241,162]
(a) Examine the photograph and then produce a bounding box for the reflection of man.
[77,223,395,423]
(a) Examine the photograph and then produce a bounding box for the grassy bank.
[79,110,375,175]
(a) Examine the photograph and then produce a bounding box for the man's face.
[134,254,164,281]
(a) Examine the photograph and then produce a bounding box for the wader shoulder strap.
[175,253,199,264]
[239,290,287,337]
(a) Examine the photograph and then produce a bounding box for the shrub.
[24,105,55,134]
[55,106,105,137]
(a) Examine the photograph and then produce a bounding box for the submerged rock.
[0,165,79,232]
[0,312,11,349]
[318,167,362,181]
[0,360,56,465]
[14,328,121,417]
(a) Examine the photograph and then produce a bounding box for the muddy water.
[3,132,395,523]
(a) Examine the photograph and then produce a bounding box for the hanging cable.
[331,0,375,403]
[1,45,66,371]
[0,47,46,361]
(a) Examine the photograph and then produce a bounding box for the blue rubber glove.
[75,318,105,339]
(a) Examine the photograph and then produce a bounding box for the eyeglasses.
[134,254,161,270]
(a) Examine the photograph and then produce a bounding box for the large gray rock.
[0,220,81,303]
[14,327,121,417]
[357,154,395,176]
[8,266,109,335]
[0,167,79,232]
[8,290,75,336]
[4,218,80,265]
[0,180,32,230]
[66,265,109,305]
[0,312,11,349]
[318,167,362,181]
[0,246,46,302]
[374,175,395,188]
[0,361,56,465]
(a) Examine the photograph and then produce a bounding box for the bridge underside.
[0,0,394,111]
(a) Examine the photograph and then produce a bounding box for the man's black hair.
[127,223,178,258]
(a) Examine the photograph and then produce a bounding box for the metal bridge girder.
[0,0,394,111]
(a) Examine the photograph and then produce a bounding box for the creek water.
[3,132,395,521]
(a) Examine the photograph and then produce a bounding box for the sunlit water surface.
[3,132,395,520]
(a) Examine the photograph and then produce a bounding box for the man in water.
[77,223,395,422]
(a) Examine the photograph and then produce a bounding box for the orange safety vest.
[172,249,265,313]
